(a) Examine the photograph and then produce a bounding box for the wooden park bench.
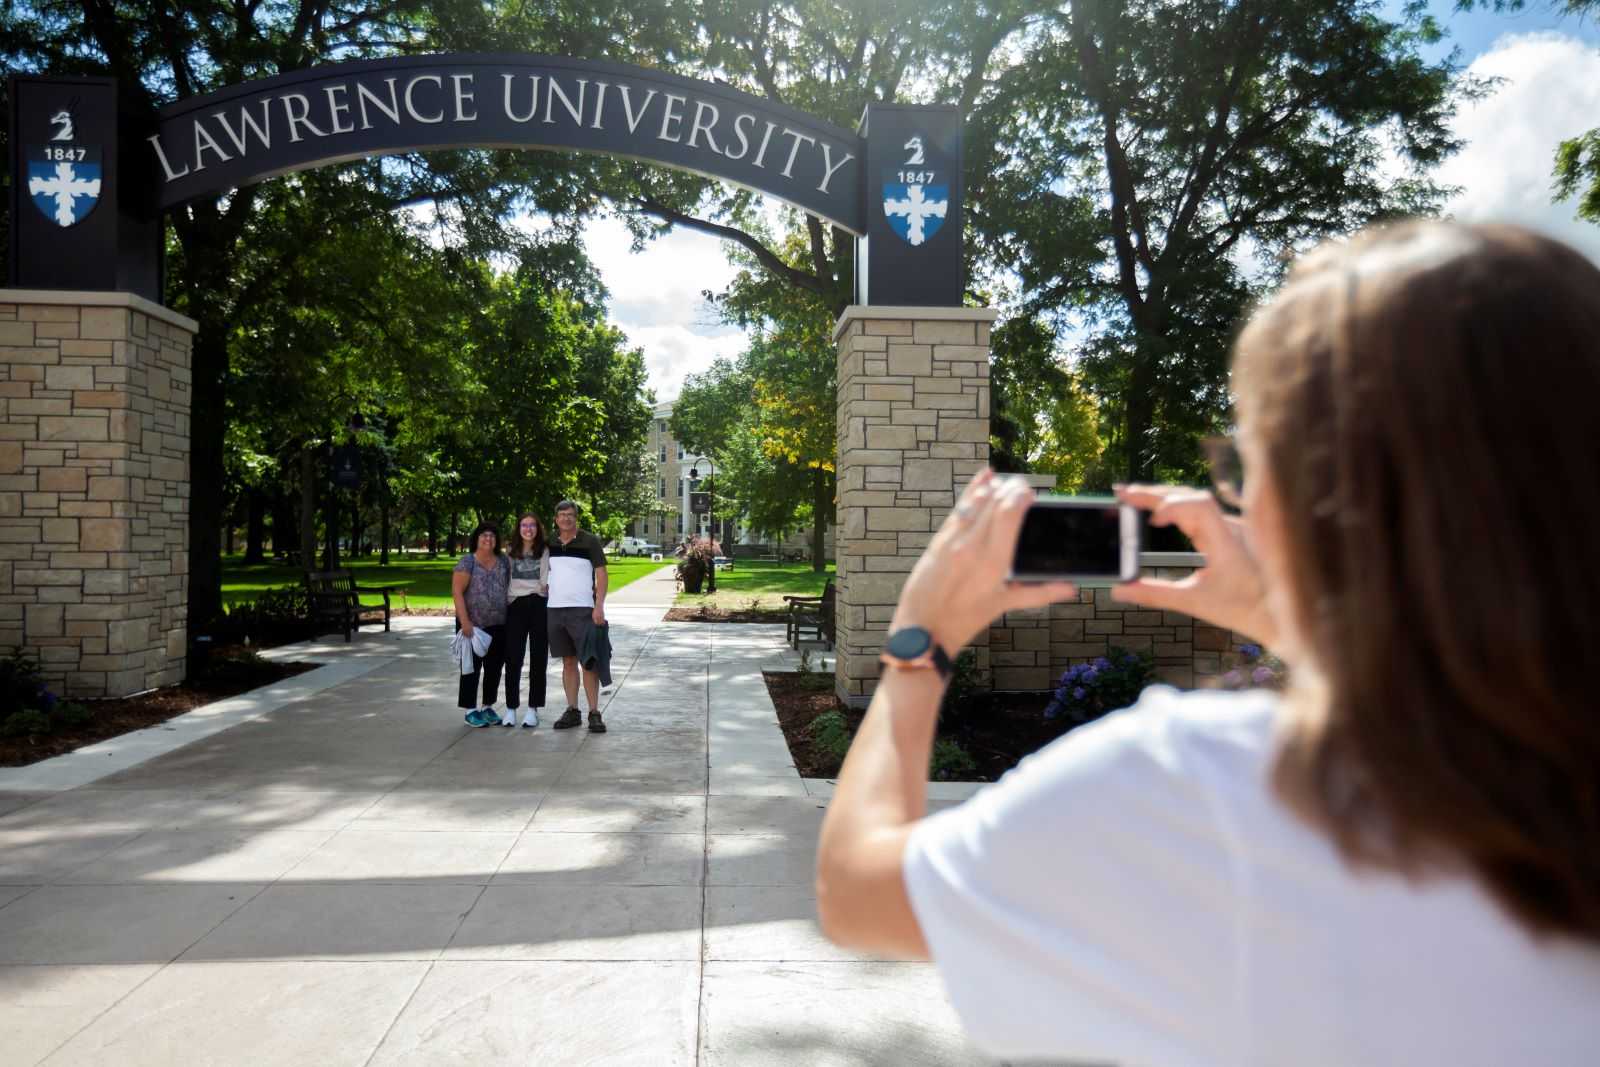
[303,569,400,642]
[784,578,835,651]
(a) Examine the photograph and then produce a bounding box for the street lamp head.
[689,466,699,479]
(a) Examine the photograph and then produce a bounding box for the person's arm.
[816,471,1076,957]
[539,548,550,596]
[592,564,608,625]
[452,569,474,636]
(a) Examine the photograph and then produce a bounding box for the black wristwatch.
[880,626,954,680]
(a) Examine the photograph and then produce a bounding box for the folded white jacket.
[450,628,493,674]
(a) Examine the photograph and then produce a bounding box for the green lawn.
[222,554,669,611]
[673,560,836,612]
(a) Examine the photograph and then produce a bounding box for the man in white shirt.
[545,500,609,732]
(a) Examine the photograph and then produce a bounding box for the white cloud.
[1440,32,1600,264]
[621,321,748,404]
[576,217,754,398]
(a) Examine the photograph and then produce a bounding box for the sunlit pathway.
[0,567,992,1065]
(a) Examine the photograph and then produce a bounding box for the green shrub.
[939,648,987,726]
[0,649,47,710]
[51,701,90,729]
[929,738,978,781]
[0,649,68,738]
[217,585,314,644]
[809,709,854,762]
[0,709,51,738]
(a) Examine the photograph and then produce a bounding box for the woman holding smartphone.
[815,221,1600,1065]
[501,511,551,727]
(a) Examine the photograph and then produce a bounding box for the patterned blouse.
[453,553,510,627]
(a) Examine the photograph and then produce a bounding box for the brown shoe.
[553,707,582,729]
[587,710,607,733]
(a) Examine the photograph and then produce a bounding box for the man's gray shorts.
[548,606,593,659]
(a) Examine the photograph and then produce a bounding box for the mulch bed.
[765,670,1078,782]
[0,653,317,768]
[663,605,790,623]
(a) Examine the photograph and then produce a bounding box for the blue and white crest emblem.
[27,145,103,228]
[882,182,948,247]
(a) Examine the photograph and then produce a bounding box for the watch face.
[886,627,933,660]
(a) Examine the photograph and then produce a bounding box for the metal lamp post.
[689,458,716,594]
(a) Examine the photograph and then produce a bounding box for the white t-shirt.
[902,687,1600,1066]
[545,530,607,609]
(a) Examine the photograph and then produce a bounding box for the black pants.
[503,594,549,708]
[456,622,506,710]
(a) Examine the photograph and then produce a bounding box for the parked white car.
[615,536,661,557]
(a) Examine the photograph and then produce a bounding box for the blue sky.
[1401,0,1600,58]
[582,3,1600,400]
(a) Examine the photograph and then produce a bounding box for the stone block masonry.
[832,309,1257,703]
[988,556,1256,692]
[833,306,996,705]
[0,291,195,698]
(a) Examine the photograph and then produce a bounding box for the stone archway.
[4,61,987,698]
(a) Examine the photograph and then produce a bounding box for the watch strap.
[881,627,955,681]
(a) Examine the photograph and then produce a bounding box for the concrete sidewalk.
[0,594,993,1065]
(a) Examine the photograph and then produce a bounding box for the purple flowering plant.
[1218,642,1289,691]
[1043,646,1157,724]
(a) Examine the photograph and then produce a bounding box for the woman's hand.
[451,571,474,639]
[1112,484,1277,647]
[889,469,1079,654]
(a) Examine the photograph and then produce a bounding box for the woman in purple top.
[452,522,510,725]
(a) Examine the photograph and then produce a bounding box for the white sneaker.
[522,707,540,728]
[502,706,520,727]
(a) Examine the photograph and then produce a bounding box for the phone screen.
[1012,499,1135,580]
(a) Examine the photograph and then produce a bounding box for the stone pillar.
[0,290,194,698]
[833,306,995,706]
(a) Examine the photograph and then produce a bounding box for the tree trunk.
[225,520,235,556]
[186,321,229,634]
[810,466,829,573]
[1124,354,1159,483]
[380,476,391,566]
[298,448,317,567]
[323,476,340,572]
[447,511,459,555]
[427,508,438,557]
[273,491,294,559]
[243,489,266,563]
[350,487,362,559]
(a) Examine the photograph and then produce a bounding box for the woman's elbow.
[813,863,858,947]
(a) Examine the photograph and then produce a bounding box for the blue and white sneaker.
[464,707,501,728]
[522,707,540,728]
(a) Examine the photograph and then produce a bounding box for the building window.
[677,444,685,461]
[658,446,666,462]
[676,514,683,533]
[657,419,666,434]
[677,477,683,497]
[658,478,666,499]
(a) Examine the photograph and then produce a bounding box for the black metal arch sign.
[153,56,864,232]
[8,57,963,306]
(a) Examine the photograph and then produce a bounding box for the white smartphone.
[1010,495,1141,584]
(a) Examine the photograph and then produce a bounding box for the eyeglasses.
[519,522,538,529]
[1202,435,1245,510]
